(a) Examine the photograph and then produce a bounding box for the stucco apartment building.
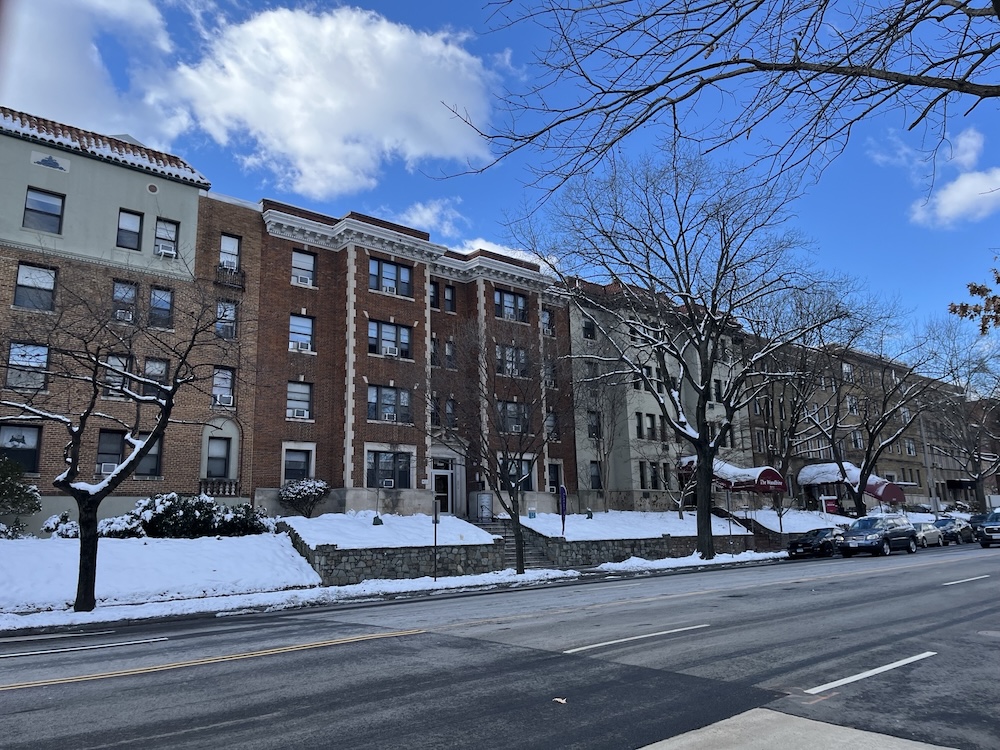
[0,107,578,528]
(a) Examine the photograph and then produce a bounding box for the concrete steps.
[474,519,552,569]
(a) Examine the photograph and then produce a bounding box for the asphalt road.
[1,544,998,749]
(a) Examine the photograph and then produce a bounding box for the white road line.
[0,637,168,659]
[805,651,937,695]
[942,574,990,586]
[0,630,115,644]
[563,624,709,654]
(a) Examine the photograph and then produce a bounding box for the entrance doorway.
[432,458,453,514]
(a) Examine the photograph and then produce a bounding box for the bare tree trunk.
[74,499,100,612]
[849,488,866,518]
[695,452,715,559]
[974,480,987,513]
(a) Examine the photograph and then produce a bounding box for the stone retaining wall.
[520,526,755,567]
[279,522,505,586]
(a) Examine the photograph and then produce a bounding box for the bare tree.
[923,317,1000,511]
[0,271,242,611]
[807,319,937,517]
[518,149,847,558]
[484,0,1000,189]
[428,319,570,573]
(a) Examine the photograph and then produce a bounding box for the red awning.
[679,458,787,494]
[729,467,787,494]
[867,480,905,505]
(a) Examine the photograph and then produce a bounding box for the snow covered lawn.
[521,510,751,540]
[282,510,496,548]
[736,508,854,533]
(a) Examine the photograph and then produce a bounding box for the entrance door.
[433,473,450,514]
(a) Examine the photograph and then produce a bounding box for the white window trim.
[281,440,316,485]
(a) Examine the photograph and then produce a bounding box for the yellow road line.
[0,629,424,692]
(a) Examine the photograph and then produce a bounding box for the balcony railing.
[199,478,242,497]
[214,265,246,290]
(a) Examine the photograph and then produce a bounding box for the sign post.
[559,485,567,536]
[433,499,439,581]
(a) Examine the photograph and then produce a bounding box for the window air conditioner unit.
[503,311,516,321]
[114,309,133,322]
[547,432,559,441]
[382,412,397,422]
[292,408,309,419]
[382,346,399,357]
[548,485,558,494]
[510,424,522,433]
[544,378,556,388]
[295,341,312,352]
[543,327,554,336]
[215,394,234,407]
[707,401,719,411]
[154,243,176,258]
[99,463,117,475]
[220,259,238,271]
[381,479,395,489]
[294,275,312,286]
[382,285,396,295]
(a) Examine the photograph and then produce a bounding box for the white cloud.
[948,127,984,170]
[165,7,495,199]
[451,237,549,268]
[0,0,181,145]
[395,198,469,239]
[910,167,1000,227]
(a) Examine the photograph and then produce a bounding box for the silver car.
[912,521,945,547]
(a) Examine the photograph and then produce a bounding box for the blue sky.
[1,0,997,325]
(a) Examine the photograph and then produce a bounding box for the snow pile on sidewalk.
[281,510,495,548]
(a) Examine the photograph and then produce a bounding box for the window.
[368,321,411,359]
[545,410,559,440]
[542,308,555,335]
[543,359,556,388]
[0,425,40,473]
[430,337,440,367]
[369,258,412,297]
[117,210,142,250]
[635,412,644,439]
[497,401,528,433]
[291,250,316,286]
[646,414,656,439]
[206,437,231,478]
[650,463,661,491]
[847,395,859,415]
[112,280,137,323]
[96,430,125,472]
[582,319,596,339]
[6,343,48,390]
[287,382,313,419]
[444,285,456,312]
[502,458,534,491]
[713,379,723,402]
[284,448,312,482]
[136,435,162,477]
[23,188,64,234]
[587,411,602,439]
[367,385,412,423]
[143,358,169,397]
[444,398,457,428]
[754,428,766,453]
[102,354,130,397]
[639,461,648,490]
[842,362,854,383]
[431,396,441,426]
[149,287,173,328]
[366,450,411,489]
[905,438,917,456]
[851,430,864,450]
[216,300,237,339]
[212,367,235,407]
[154,219,179,257]
[430,281,440,309]
[590,461,603,490]
[219,234,240,270]
[494,290,528,322]
[15,264,56,311]
[496,344,528,377]
[660,415,669,442]
[900,406,911,423]
[289,315,314,352]
[548,463,562,492]
[445,340,455,369]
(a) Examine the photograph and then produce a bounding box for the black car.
[933,518,976,544]
[969,513,989,535]
[787,527,843,558]
[837,515,918,557]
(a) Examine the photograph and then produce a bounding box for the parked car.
[933,518,976,544]
[838,515,918,557]
[968,513,989,535]
[978,511,1000,548]
[912,522,945,548]
[787,527,843,558]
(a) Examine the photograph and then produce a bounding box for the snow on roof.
[678,456,775,484]
[797,462,892,491]
[0,107,210,188]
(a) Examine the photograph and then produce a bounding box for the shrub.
[0,456,42,537]
[42,511,80,538]
[278,478,331,518]
[98,514,146,539]
[134,493,218,538]
[213,502,274,536]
